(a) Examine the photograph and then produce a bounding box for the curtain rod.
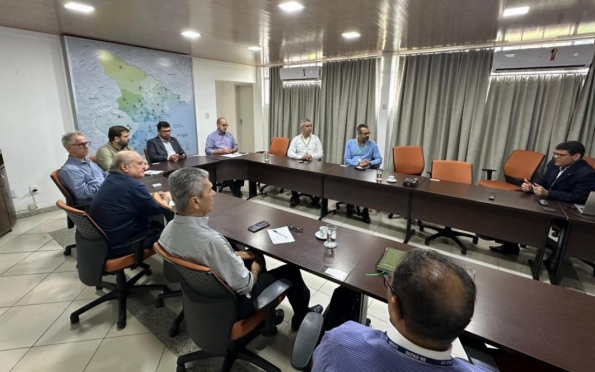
[259,33,595,67]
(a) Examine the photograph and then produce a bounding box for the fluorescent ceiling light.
[181,31,201,39]
[64,2,95,13]
[503,6,529,17]
[278,2,305,12]
[505,54,515,57]
[342,32,361,39]
[248,46,262,51]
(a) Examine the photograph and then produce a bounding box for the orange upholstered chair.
[478,150,545,191]
[268,137,290,156]
[393,146,425,175]
[419,160,478,254]
[584,156,595,169]
[153,242,289,371]
[88,155,97,163]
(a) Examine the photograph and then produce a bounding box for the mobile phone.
[248,221,270,232]
[488,193,495,201]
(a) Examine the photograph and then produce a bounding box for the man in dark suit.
[491,141,595,254]
[146,121,187,163]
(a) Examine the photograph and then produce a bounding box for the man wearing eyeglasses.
[343,124,383,223]
[491,141,595,255]
[146,121,187,163]
[59,131,107,205]
[312,249,485,372]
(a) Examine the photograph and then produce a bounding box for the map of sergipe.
[64,36,198,157]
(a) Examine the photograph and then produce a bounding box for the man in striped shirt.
[312,249,488,372]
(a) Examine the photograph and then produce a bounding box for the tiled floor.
[1,189,594,372]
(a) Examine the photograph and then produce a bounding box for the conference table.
[139,154,595,371]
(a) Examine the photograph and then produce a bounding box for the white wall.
[0,26,265,212]
[215,81,239,135]
[0,26,75,212]
[192,59,264,154]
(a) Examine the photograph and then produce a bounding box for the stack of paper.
[267,227,295,245]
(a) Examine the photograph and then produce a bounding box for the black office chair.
[291,312,324,371]
[56,200,169,329]
[153,242,291,372]
[152,192,185,337]
[50,169,90,256]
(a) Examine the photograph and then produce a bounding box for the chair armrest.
[254,278,292,311]
[122,229,160,268]
[481,168,496,181]
[291,312,324,371]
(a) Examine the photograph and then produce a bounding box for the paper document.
[144,170,164,176]
[169,200,175,207]
[267,227,295,245]
[221,153,247,158]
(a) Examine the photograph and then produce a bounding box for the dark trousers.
[291,191,320,203]
[107,232,161,259]
[236,264,310,322]
[222,180,245,197]
[346,204,369,218]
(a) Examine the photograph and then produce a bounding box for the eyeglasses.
[160,129,172,133]
[552,152,570,158]
[70,141,91,148]
[288,225,303,233]
[360,132,371,136]
[383,273,396,294]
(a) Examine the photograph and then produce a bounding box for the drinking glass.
[324,224,337,248]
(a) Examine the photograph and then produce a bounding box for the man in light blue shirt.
[343,124,382,222]
[344,123,382,168]
[205,117,244,198]
[59,131,108,205]
[312,249,487,372]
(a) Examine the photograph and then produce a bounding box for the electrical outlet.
[28,203,38,210]
[29,185,38,194]
[10,189,16,198]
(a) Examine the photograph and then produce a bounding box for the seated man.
[343,124,383,223]
[146,121,187,163]
[312,249,486,372]
[59,131,107,205]
[95,125,138,171]
[90,151,170,258]
[159,167,323,328]
[287,119,324,208]
[205,117,245,198]
[491,140,595,255]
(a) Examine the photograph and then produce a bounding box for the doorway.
[214,81,255,152]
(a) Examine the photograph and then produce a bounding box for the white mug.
[318,226,328,235]
[388,175,396,181]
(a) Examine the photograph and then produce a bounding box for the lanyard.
[385,334,453,366]
[301,135,312,148]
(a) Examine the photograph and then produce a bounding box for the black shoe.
[489,243,520,255]
[274,309,285,325]
[346,206,354,217]
[290,198,298,208]
[291,304,324,330]
[362,215,371,224]
[310,200,321,209]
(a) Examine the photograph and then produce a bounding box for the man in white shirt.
[287,119,324,208]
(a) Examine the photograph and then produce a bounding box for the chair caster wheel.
[177,365,186,372]
[419,226,425,232]
[155,299,164,308]
[95,286,103,291]
[388,214,394,219]
[145,269,152,276]
[168,326,179,337]
[424,239,430,246]
[472,237,479,244]
[64,248,71,256]
[70,314,79,324]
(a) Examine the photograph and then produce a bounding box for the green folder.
[375,247,407,273]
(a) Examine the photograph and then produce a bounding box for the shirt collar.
[217,130,227,136]
[386,319,452,361]
[159,136,170,143]
[68,155,88,164]
[173,214,210,227]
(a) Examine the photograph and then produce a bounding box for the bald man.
[90,151,170,258]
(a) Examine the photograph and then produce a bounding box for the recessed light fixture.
[342,32,361,39]
[248,46,262,51]
[278,1,305,12]
[503,6,529,17]
[181,31,201,39]
[505,54,515,57]
[64,2,95,13]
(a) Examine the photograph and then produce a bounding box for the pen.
[272,229,288,238]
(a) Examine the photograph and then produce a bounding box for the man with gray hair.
[90,151,170,258]
[287,119,323,208]
[159,167,323,327]
[59,131,107,205]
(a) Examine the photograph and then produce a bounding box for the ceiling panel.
[0,0,594,66]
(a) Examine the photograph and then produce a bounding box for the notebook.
[375,247,407,273]
[575,192,595,216]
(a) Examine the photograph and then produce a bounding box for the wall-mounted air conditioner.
[492,44,595,73]
[279,66,322,81]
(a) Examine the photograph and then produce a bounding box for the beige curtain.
[388,50,493,173]
[468,73,585,182]
[568,53,595,156]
